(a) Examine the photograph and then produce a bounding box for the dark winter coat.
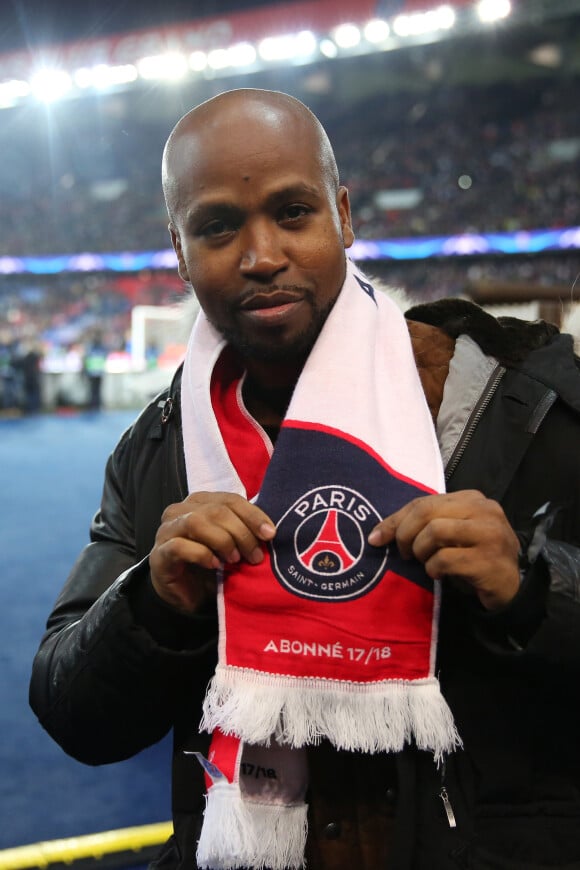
[30,300,580,870]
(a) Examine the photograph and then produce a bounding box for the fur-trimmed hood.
[405,298,559,365]
[406,297,580,415]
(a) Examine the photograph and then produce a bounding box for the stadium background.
[1,0,580,866]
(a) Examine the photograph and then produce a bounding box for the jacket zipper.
[526,388,557,434]
[439,787,457,828]
[160,395,174,423]
[158,372,189,500]
[444,364,506,482]
[438,365,506,830]
[439,758,457,828]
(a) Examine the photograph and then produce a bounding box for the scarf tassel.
[202,670,460,763]
[197,780,308,870]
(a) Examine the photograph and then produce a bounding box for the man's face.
[169,109,354,363]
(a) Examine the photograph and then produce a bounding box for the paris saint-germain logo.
[270,485,388,601]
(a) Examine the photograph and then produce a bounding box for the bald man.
[31,90,580,870]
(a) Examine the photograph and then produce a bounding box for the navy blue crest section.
[256,427,433,602]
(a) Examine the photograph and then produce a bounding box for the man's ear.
[336,186,355,249]
[169,224,190,283]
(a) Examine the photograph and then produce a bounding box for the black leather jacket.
[30,301,580,870]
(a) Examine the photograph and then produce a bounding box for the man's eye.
[282,204,311,221]
[199,219,232,238]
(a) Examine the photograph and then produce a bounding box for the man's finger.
[368,491,487,550]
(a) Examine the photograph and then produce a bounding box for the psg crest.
[270,484,388,602]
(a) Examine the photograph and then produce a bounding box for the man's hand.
[368,490,520,610]
[149,492,276,614]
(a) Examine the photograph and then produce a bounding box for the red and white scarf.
[181,261,460,869]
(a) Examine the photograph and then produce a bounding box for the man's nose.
[239,221,288,279]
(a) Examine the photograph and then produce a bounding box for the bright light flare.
[207,43,256,69]
[258,30,316,62]
[74,64,138,89]
[227,42,258,67]
[333,24,361,49]
[0,79,31,107]
[137,52,188,80]
[477,0,511,22]
[319,39,338,58]
[364,19,391,43]
[207,49,229,70]
[393,5,456,37]
[30,69,72,102]
[189,51,208,71]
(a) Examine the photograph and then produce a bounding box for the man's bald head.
[161,88,340,227]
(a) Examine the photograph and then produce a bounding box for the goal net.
[130,301,198,371]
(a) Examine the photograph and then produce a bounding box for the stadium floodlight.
[258,34,293,61]
[436,5,456,29]
[294,30,317,57]
[72,69,90,88]
[222,42,258,67]
[258,30,317,62]
[333,24,361,49]
[207,48,230,70]
[207,42,256,70]
[137,52,188,80]
[319,39,338,59]
[189,51,208,72]
[477,0,511,23]
[364,19,391,44]
[30,69,72,102]
[74,64,138,90]
[393,5,456,37]
[227,42,258,67]
[0,79,31,107]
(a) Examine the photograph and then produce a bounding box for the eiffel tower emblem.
[299,510,358,573]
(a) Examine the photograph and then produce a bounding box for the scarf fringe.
[196,780,308,870]
[202,670,460,761]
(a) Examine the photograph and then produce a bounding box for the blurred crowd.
[337,78,580,240]
[1,77,579,256]
[1,73,580,412]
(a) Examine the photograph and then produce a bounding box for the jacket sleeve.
[460,524,580,668]
[29,417,218,766]
[472,536,580,656]
[449,376,580,666]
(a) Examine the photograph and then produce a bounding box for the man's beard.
[216,290,337,363]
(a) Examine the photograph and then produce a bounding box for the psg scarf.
[180,260,460,869]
